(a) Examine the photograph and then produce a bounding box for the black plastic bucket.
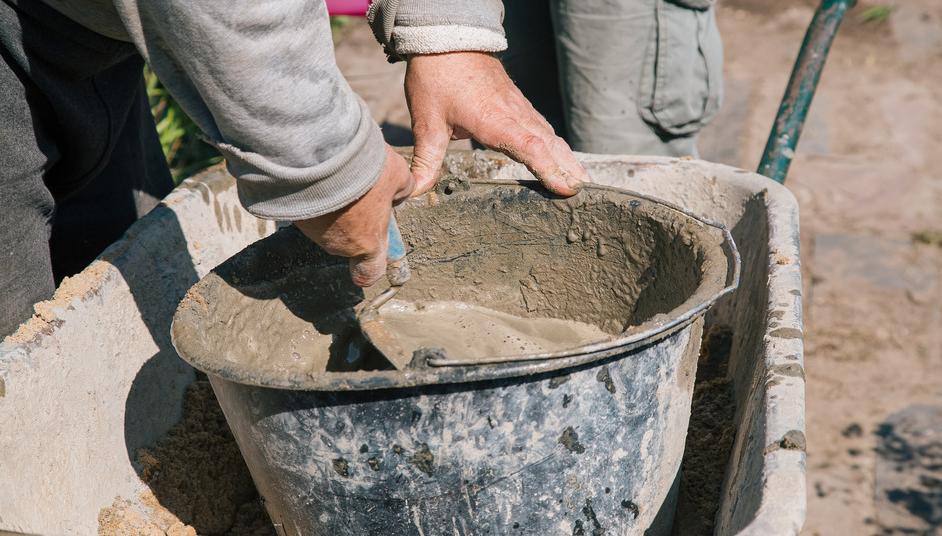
[172,180,738,535]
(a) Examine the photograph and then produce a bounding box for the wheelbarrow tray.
[0,150,803,535]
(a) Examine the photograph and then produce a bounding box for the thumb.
[410,120,451,196]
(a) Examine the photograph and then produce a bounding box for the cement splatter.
[596,366,616,394]
[559,427,586,454]
[332,458,350,477]
[549,375,571,389]
[367,457,382,471]
[409,443,435,476]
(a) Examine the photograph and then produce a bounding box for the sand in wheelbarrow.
[98,380,275,536]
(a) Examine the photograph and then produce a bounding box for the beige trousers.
[502,0,724,157]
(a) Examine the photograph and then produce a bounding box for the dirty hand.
[294,145,415,287]
[405,52,589,197]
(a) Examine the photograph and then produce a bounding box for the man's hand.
[406,52,589,196]
[294,145,415,287]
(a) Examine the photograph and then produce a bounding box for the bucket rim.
[171,180,741,392]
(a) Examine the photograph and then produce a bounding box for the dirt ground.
[337,2,942,533]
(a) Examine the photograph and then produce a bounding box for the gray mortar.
[171,181,729,392]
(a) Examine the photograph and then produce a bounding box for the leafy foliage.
[144,68,222,183]
[859,4,895,24]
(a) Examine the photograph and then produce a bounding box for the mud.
[172,182,728,388]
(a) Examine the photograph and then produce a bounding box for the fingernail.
[557,169,583,193]
[561,175,583,193]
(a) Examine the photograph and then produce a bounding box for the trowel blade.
[359,316,413,370]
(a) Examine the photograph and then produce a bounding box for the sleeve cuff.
[390,25,507,56]
[218,97,387,221]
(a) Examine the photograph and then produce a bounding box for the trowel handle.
[386,213,410,286]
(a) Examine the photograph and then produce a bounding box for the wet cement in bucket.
[159,182,734,534]
[374,299,611,360]
[172,183,728,386]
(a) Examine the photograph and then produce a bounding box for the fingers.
[543,134,592,191]
[466,89,587,196]
[410,118,451,196]
[403,52,588,198]
[477,118,586,197]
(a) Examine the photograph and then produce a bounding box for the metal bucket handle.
[424,181,742,367]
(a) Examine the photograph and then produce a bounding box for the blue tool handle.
[387,213,406,262]
[386,213,411,286]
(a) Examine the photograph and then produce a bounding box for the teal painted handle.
[386,213,410,286]
[758,0,853,183]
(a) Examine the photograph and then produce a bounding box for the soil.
[672,325,737,536]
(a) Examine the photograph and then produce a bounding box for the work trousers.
[502,0,724,156]
[0,0,173,338]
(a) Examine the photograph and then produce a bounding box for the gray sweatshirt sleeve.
[368,0,506,61]
[112,0,386,220]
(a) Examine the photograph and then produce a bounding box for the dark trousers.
[0,0,174,337]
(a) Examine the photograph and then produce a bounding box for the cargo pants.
[502,0,724,157]
[0,0,174,338]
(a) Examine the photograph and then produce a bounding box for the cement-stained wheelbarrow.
[0,153,803,535]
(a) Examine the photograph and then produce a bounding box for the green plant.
[145,67,222,183]
[330,15,354,42]
[859,4,895,24]
[912,230,942,248]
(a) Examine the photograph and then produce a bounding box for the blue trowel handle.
[386,213,410,286]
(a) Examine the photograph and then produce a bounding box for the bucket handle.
[423,181,742,367]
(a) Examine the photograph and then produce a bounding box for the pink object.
[326,0,369,16]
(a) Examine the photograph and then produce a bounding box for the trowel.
[356,213,414,370]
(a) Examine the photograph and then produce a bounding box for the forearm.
[114,0,385,220]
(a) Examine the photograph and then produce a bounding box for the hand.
[405,52,589,196]
[294,145,415,287]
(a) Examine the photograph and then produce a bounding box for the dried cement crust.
[171,181,729,390]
